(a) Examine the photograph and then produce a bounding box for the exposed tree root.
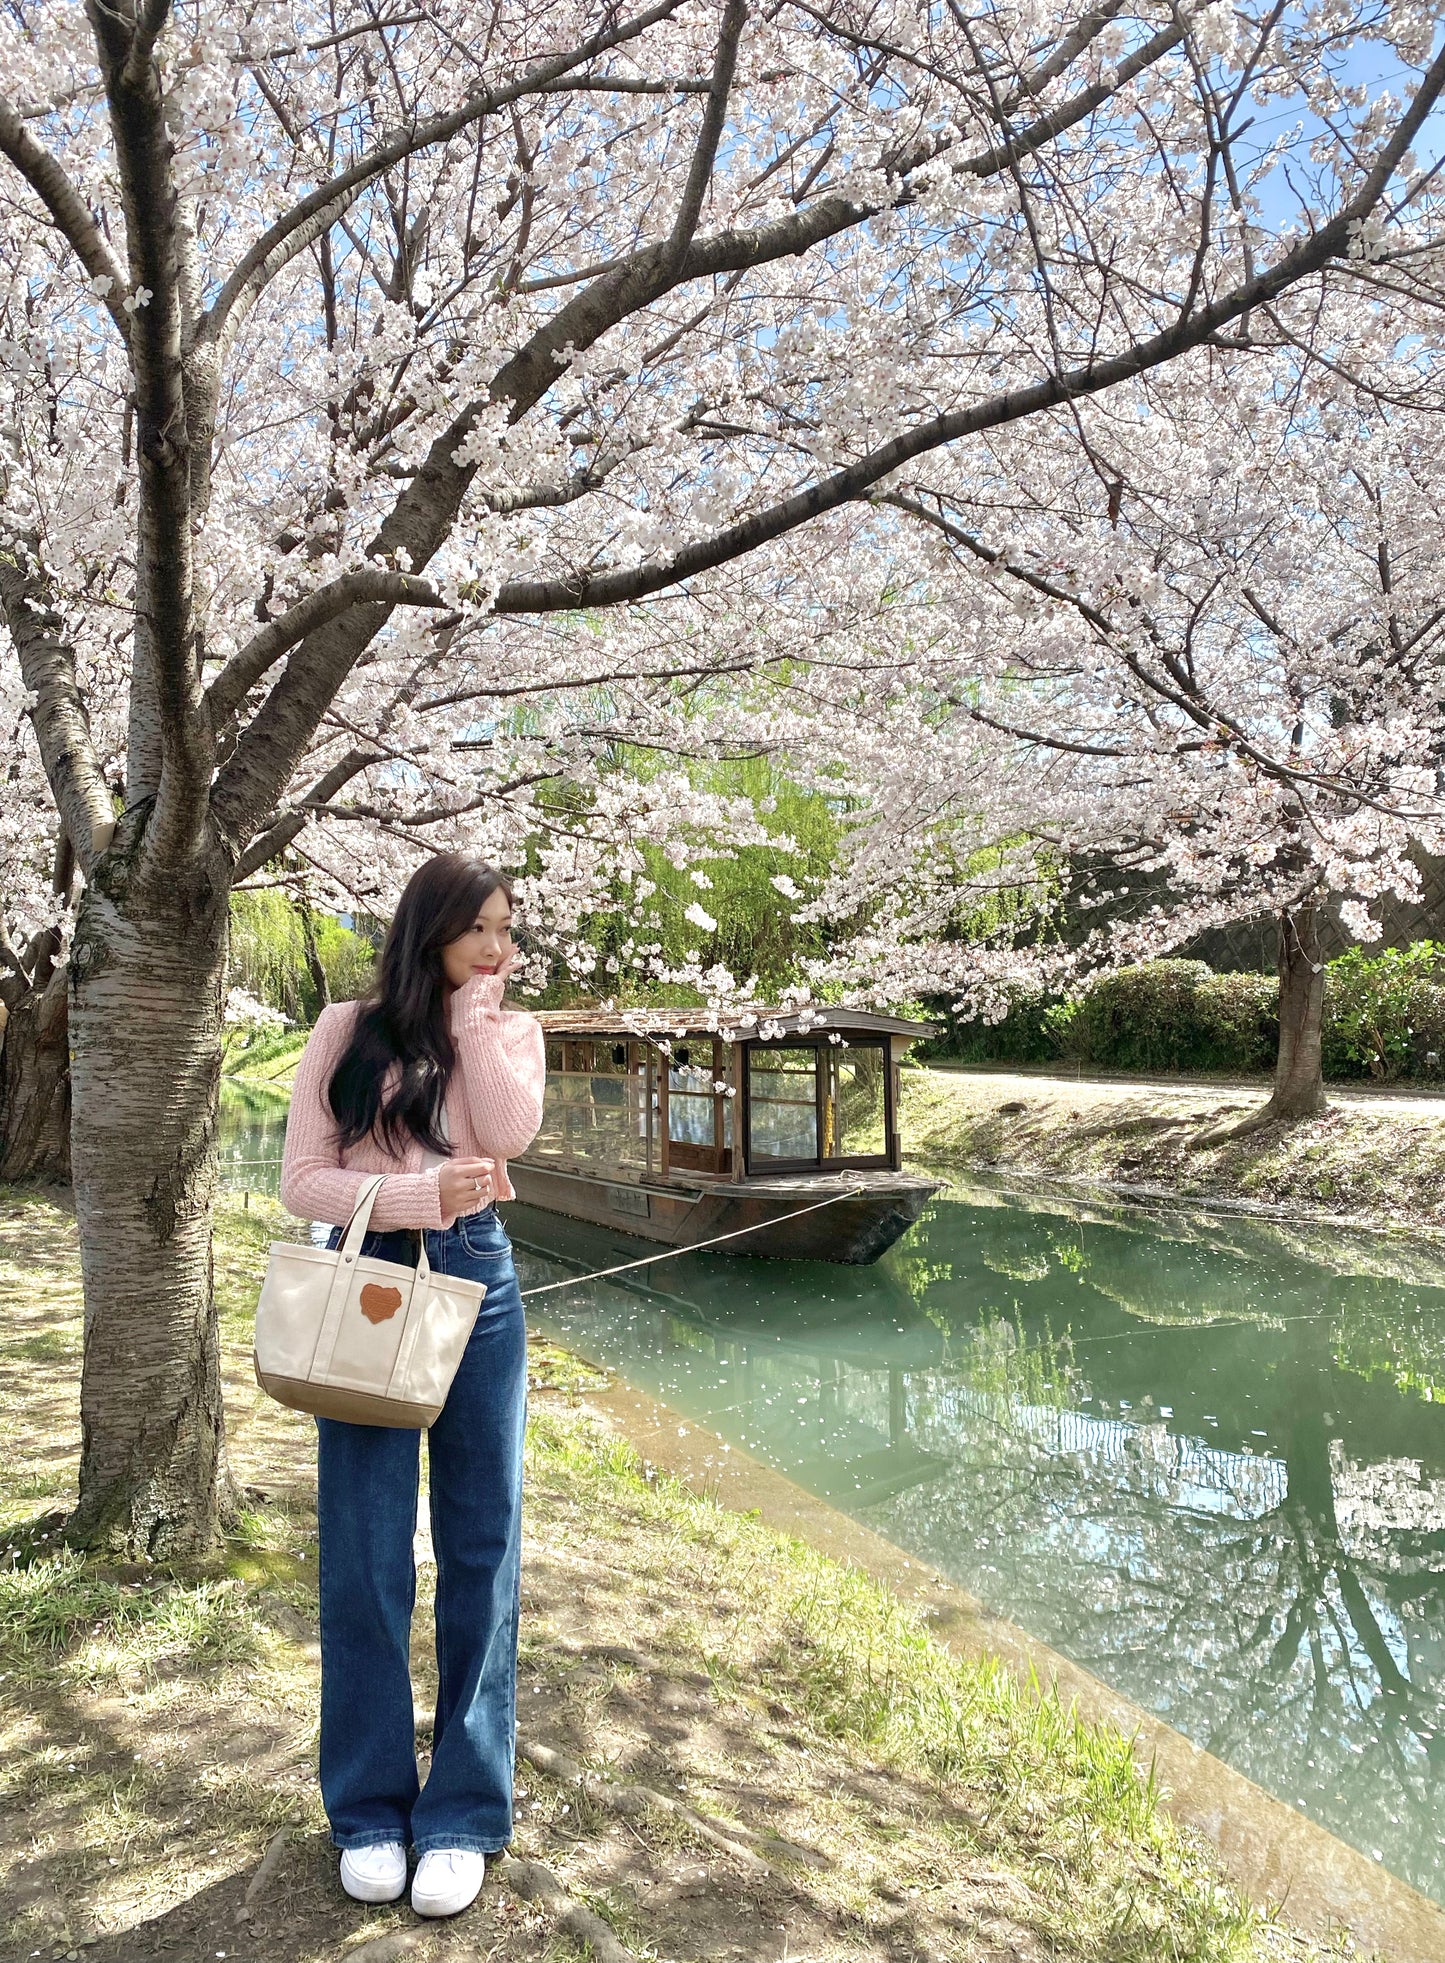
[1190,1099,1328,1147]
[497,1854,635,1963]
[233,1822,292,1924]
[517,1733,825,1873]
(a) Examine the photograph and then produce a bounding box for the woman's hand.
[438,1156,497,1215]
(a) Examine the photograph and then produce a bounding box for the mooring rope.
[215,1160,878,1295]
[519,1186,871,1295]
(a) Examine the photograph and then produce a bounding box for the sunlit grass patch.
[0,1550,278,1690]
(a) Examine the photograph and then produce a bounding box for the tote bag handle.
[336,1172,432,1281]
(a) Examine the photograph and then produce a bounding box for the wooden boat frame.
[509,1006,941,1263]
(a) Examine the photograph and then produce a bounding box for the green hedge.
[922,945,1445,1082]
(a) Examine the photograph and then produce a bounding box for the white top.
[417,1099,451,1172]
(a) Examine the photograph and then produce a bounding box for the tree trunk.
[1264,903,1328,1121]
[0,937,72,1185]
[65,808,238,1555]
[299,896,331,1013]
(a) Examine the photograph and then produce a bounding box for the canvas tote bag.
[254,1173,486,1426]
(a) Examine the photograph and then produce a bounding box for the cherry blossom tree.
[796,326,1445,1125]
[3,0,1444,1551]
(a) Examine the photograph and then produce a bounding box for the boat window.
[745,1039,892,1168]
[530,1037,654,1171]
[746,1047,819,1163]
[828,1046,887,1158]
[667,1060,734,1162]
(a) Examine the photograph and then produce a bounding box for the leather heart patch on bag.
[359,1281,404,1323]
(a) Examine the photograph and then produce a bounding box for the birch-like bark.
[66,808,237,1553]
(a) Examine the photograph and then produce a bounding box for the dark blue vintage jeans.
[316,1205,526,1856]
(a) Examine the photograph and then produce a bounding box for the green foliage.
[1319,942,1445,1082]
[228,890,376,1025]
[548,752,845,1006]
[1067,963,1278,1074]
[925,946,1445,1082]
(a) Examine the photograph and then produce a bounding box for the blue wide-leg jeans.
[315,1205,526,1856]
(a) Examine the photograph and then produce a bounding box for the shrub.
[916,989,1062,1065]
[1321,942,1445,1082]
[922,945,1445,1083]
[1064,962,1277,1075]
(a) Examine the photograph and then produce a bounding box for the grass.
[902,1064,1445,1235]
[220,1026,310,1082]
[0,1181,1356,1962]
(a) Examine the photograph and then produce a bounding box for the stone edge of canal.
[574,1373,1445,1963]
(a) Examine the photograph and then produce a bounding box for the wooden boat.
[508,1006,941,1264]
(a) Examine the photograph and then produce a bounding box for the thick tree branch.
[664,0,747,275]
[0,92,132,343]
[232,746,383,882]
[87,0,210,869]
[537,72,711,95]
[0,534,117,872]
[205,570,450,727]
[121,0,173,93]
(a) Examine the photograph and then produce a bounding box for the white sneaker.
[411,1847,487,1917]
[339,1841,408,1903]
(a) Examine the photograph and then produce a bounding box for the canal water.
[222,1080,1445,1905]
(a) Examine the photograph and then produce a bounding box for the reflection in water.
[507,1192,1445,1905]
[219,1079,290,1195]
[219,1084,1445,1903]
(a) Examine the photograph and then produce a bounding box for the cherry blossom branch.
[486,38,1445,624]
[205,570,450,728]
[0,93,132,343]
[200,18,1233,852]
[889,495,1445,823]
[200,0,688,357]
[206,20,1445,870]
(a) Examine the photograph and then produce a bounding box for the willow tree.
[2,0,1443,1551]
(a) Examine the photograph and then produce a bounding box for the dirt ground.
[903,1065,1445,1238]
[0,1187,1353,1963]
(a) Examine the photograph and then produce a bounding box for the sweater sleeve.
[279,1005,447,1232]
[448,971,547,1159]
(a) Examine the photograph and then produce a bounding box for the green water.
[221,1080,1445,1904]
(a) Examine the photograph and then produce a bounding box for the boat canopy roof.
[532,1006,940,1042]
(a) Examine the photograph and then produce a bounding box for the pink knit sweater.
[279,971,546,1231]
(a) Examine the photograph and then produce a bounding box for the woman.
[279,854,545,1919]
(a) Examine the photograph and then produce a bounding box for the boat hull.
[505,1162,938,1263]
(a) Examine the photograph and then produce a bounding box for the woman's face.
[439,886,514,990]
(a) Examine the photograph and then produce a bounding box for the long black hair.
[328,854,514,1157]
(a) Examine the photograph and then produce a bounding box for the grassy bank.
[221,1024,309,1085]
[903,1065,1445,1237]
[0,1187,1353,1961]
